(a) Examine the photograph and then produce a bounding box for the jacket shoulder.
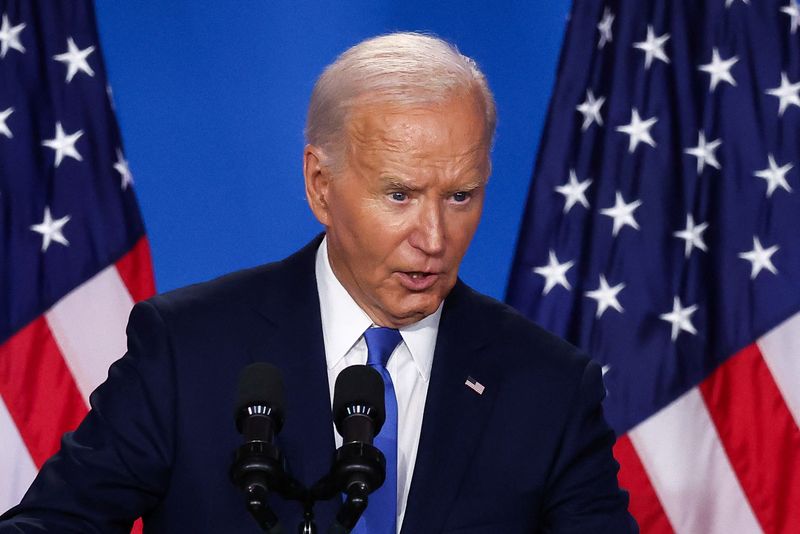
[148,262,275,314]
[143,236,320,321]
[457,283,591,377]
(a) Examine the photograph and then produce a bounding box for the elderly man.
[0,33,636,533]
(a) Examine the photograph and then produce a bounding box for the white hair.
[305,32,497,167]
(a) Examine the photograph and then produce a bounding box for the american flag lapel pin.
[465,376,485,395]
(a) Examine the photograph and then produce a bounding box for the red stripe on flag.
[0,318,87,467]
[115,237,156,303]
[613,434,674,533]
[700,343,800,534]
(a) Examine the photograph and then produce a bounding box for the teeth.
[410,272,424,279]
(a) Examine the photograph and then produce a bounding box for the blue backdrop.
[93,1,572,300]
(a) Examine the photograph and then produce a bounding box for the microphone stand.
[310,440,386,533]
[244,483,282,534]
[231,437,305,534]
[297,489,319,534]
[328,487,368,534]
[232,443,386,534]
[230,440,372,534]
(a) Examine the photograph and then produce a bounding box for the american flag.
[507,0,800,532]
[0,1,154,527]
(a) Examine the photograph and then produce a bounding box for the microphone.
[235,362,285,444]
[333,365,386,448]
[325,365,388,532]
[230,362,287,534]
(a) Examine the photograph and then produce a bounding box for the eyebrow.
[379,176,417,191]
[379,176,487,192]
[454,179,486,192]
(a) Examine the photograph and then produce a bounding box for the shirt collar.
[315,237,441,381]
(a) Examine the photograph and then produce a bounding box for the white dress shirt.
[315,237,442,532]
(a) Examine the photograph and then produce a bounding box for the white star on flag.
[754,154,793,197]
[576,89,605,131]
[0,106,13,138]
[42,122,84,167]
[738,237,779,279]
[0,13,26,58]
[684,131,722,174]
[659,296,699,342]
[673,214,709,258]
[600,191,642,236]
[783,1,800,33]
[633,25,670,69]
[585,275,625,318]
[616,108,657,153]
[555,169,592,213]
[765,72,800,117]
[533,250,574,295]
[698,48,738,92]
[597,8,614,49]
[53,37,95,83]
[726,0,750,7]
[114,149,134,190]
[30,207,71,252]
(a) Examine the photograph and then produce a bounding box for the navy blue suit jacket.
[1,236,636,533]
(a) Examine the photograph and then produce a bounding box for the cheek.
[449,212,482,248]
[362,213,415,252]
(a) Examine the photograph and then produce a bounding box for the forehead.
[344,93,490,163]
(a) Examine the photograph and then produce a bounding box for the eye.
[452,191,471,203]
[390,191,408,202]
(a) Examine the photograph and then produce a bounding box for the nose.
[409,200,445,256]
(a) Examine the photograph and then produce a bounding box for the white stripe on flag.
[757,310,800,429]
[45,265,134,403]
[628,387,763,534]
[0,396,38,514]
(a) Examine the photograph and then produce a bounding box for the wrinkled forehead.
[337,98,493,188]
[343,91,492,155]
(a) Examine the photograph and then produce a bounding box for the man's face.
[304,93,490,328]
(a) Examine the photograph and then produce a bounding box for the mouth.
[396,271,440,291]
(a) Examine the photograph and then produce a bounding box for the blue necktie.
[355,327,402,534]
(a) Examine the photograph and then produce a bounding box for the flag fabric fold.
[507,1,800,532]
[0,2,155,527]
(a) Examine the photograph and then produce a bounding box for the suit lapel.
[401,281,501,533]
[247,236,339,524]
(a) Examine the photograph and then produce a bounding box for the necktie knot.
[363,327,402,368]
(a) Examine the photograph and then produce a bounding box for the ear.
[303,144,332,227]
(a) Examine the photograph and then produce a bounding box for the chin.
[390,295,442,322]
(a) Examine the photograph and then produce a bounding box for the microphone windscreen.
[235,362,285,422]
[333,365,386,435]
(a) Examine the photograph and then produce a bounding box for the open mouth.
[397,271,439,291]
